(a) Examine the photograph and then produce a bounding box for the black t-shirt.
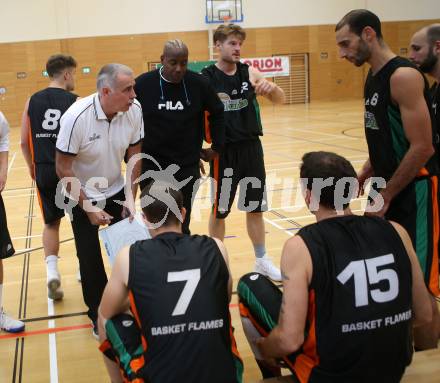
[128,233,241,383]
[202,62,263,143]
[28,87,77,164]
[134,70,225,168]
[295,215,413,383]
[364,56,438,181]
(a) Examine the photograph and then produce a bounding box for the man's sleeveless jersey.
[128,233,242,383]
[430,82,440,158]
[364,56,439,180]
[295,215,413,383]
[28,87,77,164]
[202,62,262,143]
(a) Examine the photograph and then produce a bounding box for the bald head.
[160,39,189,83]
[163,39,188,57]
[410,24,440,76]
[426,24,440,46]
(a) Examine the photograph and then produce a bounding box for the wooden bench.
[251,348,440,383]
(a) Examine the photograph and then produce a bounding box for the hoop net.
[220,15,233,24]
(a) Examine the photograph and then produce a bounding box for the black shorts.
[99,313,147,381]
[35,163,65,224]
[0,194,15,259]
[210,140,267,219]
[385,176,439,296]
[238,273,300,381]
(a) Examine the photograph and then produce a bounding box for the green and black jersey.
[364,57,440,296]
[202,62,263,143]
[128,233,243,383]
[364,56,439,180]
[430,82,440,158]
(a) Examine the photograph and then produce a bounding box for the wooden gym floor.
[0,99,438,382]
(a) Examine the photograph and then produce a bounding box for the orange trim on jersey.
[293,289,319,383]
[228,311,243,363]
[35,187,46,221]
[418,167,429,177]
[98,339,112,353]
[27,117,46,219]
[213,156,220,216]
[130,355,146,374]
[238,302,269,337]
[204,111,212,143]
[128,290,148,352]
[27,116,35,163]
[429,176,440,296]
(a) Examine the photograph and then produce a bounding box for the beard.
[419,50,438,73]
[353,39,371,67]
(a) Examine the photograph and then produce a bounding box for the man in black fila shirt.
[410,24,440,156]
[20,54,78,301]
[238,151,433,383]
[335,9,440,349]
[98,181,243,383]
[202,24,285,282]
[134,39,225,235]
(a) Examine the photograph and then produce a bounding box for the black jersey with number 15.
[294,215,413,383]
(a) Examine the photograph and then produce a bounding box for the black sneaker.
[92,320,99,340]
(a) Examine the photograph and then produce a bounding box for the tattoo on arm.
[280,294,286,315]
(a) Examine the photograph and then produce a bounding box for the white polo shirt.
[57,93,144,200]
[0,111,9,152]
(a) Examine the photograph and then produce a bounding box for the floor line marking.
[47,297,58,382]
[263,217,293,237]
[7,152,16,174]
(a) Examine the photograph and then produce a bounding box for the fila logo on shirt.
[158,101,184,111]
[365,93,379,107]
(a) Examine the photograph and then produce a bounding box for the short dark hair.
[140,181,184,227]
[46,54,77,77]
[213,23,246,44]
[300,151,357,210]
[335,9,383,40]
[426,24,440,46]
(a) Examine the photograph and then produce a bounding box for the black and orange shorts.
[210,140,267,219]
[35,164,65,224]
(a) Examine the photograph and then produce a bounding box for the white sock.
[46,256,59,278]
[46,255,58,266]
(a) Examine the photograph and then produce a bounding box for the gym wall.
[0,0,439,125]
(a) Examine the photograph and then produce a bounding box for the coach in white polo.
[56,63,143,335]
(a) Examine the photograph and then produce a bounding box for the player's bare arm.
[257,235,311,359]
[383,68,434,204]
[213,237,233,301]
[20,98,35,180]
[249,66,285,104]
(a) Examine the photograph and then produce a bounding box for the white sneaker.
[254,256,282,282]
[0,308,25,333]
[47,269,64,301]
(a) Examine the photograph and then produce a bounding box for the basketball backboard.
[205,0,243,23]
